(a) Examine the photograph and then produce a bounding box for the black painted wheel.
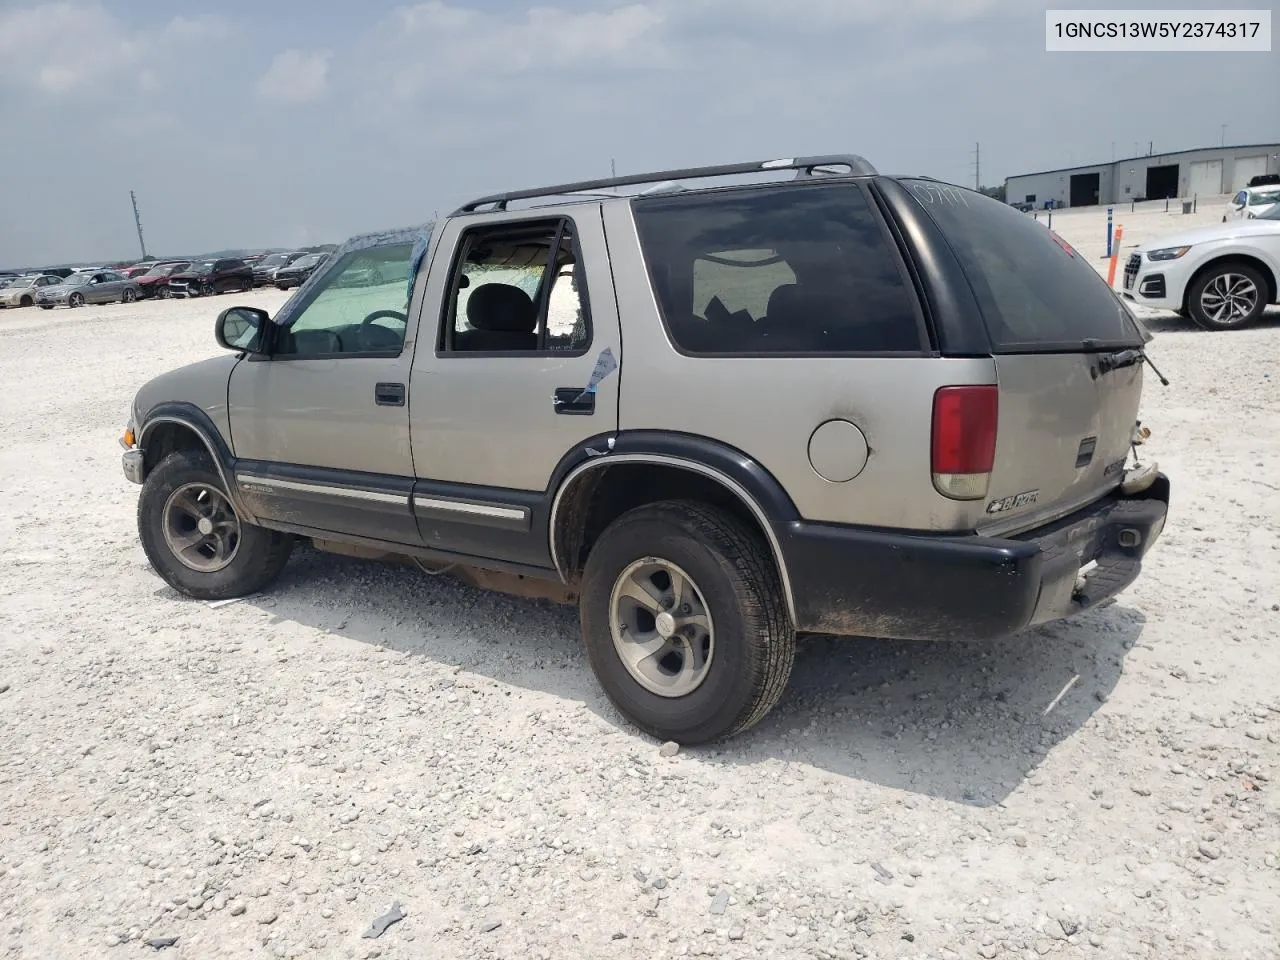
[138,450,293,601]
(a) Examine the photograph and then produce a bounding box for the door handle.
[375,382,406,407]
[553,387,595,416]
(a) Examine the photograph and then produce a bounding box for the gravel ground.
[2,227,1279,960]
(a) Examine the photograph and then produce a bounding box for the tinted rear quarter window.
[632,182,923,355]
[905,180,1143,352]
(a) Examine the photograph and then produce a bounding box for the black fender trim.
[545,430,801,625]
[137,403,254,521]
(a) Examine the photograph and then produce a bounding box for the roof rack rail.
[451,154,878,216]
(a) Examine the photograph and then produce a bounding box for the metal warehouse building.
[1004,143,1280,210]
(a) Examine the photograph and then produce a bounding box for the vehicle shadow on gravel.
[246,544,1144,808]
[725,605,1145,806]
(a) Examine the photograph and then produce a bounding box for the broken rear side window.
[632,182,923,355]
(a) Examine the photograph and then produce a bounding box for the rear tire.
[138,450,293,601]
[40,304,54,310]
[579,500,795,745]
[19,295,32,307]
[1187,262,1268,331]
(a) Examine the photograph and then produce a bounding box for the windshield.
[1248,189,1280,206]
[144,263,181,277]
[259,254,289,267]
[65,273,91,286]
[189,261,215,274]
[905,179,1143,352]
[292,255,323,268]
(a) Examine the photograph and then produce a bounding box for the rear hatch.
[904,181,1151,534]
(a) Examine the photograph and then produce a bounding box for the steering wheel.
[362,309,407,326]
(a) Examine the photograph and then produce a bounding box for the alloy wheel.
[609,557,715,698]
[1200,272,1259,326]
[161,482,242,573]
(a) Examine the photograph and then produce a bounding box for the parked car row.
[0,244,343,310]
[0,273,65,308]
[1,249,343,310]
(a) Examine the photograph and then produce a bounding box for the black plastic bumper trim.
[780,474,1170,641]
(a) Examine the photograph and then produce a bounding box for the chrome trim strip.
[236,473,409,506]
[412,496,529,522]
[548,453,798,627]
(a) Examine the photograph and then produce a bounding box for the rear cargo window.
[905,180,1143,352]
[633,182,922,355]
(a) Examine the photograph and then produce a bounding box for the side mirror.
[215,306,270,354]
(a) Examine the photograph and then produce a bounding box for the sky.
[0,0,1275,266]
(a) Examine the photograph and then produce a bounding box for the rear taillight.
[931,385,998,501]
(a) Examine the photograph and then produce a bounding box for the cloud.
[255,49,332,105]
[0,2,231,96]
[356,1,667,111]
[0,1,136,93]
[3,0,1277,268]
[687,0,1008,27]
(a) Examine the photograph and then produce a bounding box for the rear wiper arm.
[1092,345,1171,387]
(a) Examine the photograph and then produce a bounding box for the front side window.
[632,182,922,355]
[273,242,415,358]
[441,218,591,355]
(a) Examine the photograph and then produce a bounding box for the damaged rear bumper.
[779,473,1170,641]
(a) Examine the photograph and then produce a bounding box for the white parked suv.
[1223,185,1280,222]
[1122,204,1280,330]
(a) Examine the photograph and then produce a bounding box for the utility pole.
[1220,124,1226,146]
[972,142,980,190]
[1148,140,1153,156]
[129,190,148,261]
[610,158,617,178]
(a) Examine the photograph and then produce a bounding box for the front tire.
[138,450,293,601]
[1187,262,1268,330]
[68,292,84,308]
[19,295,32,307]
[579,500,795,745]
[122,288,137,303]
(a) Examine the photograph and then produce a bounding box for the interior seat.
[454,283,539,352]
